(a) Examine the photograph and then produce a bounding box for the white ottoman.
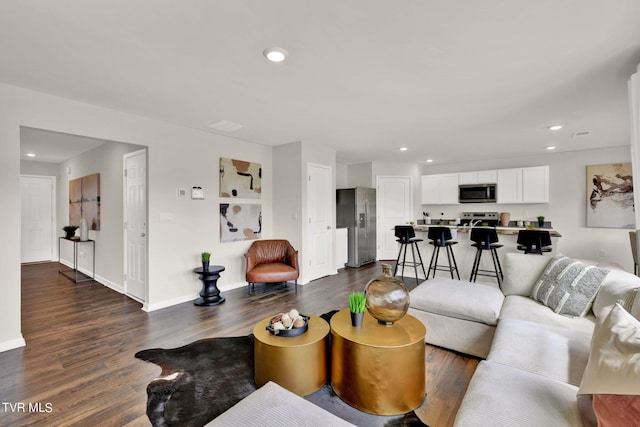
[408,278,505,358]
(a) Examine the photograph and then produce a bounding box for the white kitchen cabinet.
[438,173,460,204]
[497,168,523,203]
[421,173,459,205]
[522,166,549,203]
[421,175,439,204]
[424,166,548,205]
[497,166,549,204]
[458,170,497,185]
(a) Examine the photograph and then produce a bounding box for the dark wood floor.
[0,262,479,427]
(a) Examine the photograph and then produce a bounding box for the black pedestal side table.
[193,265,226,306]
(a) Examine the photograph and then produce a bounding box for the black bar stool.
[427,227,460,280]
[469,228,504,288]
[393,225,427,285]
[517,230,552,255]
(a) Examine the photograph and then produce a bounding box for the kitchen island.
[400,225,561,285]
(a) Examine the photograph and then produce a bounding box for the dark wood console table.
[193,265,226,306]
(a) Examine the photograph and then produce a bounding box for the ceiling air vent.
[207,120,244,132]
[572,131,590,139]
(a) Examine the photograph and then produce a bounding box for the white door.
[124,149,147,302]
[20,175,55,263]
[377,176,413,260]
[307,163,332,281]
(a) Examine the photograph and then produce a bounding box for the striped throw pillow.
[531,256,609,317]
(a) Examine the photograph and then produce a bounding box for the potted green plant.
[537,216,545,227]
[63,225,79,239]
[201,251,211,271]
[348,291,367,327]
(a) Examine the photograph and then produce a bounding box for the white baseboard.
[59,258,125,293]
[0,337,26,353]
[144,293,199,312]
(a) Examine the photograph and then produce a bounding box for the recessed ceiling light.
[26,153,36,157]
[399,147,408,151]
[426,159,433,163]
[263,47,288,63]
[547,125,563,131]
[545,146,556,150]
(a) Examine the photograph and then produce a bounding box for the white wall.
[273,142,303,253]
[336,162,348,189]
[0,82,274,350]
[21,160,60,176]
[418,147,635,270]
[346,162,373,188]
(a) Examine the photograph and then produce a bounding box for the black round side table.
[193,265,226,306]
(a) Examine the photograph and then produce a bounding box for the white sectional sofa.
[408,252,640,427]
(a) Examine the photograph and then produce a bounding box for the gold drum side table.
[330,309,426,415]
[253,314,330,396]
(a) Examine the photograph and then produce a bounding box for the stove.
[460,212,499,226]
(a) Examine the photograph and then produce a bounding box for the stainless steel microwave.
[458,184,497,203]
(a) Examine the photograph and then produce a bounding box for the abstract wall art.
[219,157,262,199]
[586,163,634,228]
[69,173,101,230]
[220,203,262,242]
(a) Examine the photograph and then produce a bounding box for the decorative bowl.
[266,314,310,337]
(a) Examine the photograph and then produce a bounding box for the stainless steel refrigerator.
[337,187,377,267]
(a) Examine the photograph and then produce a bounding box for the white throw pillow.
[578,303,640,395]
[591,268,640,315]
[501,252,552,296]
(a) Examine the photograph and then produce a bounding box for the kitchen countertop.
[413,225,562,237]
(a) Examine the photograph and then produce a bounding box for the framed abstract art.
[219,157,262,199]
[586,163,633,228]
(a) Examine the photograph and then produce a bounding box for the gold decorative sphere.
[364,263,410,326]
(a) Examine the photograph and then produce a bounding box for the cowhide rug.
[135,313,428,427]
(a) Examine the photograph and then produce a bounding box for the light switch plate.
[177,188,187,198]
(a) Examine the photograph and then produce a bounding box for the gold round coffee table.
[330,309,426,415]
[253,314,330,396]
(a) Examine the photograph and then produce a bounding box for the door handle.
[141,233,146,237]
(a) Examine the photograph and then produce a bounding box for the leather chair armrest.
[245,249,257,273]
[286,245,299,272]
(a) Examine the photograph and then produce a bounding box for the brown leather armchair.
[245,239,299,294]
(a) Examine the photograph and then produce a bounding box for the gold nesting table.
[253,314,330,396]
[330,309,426,415]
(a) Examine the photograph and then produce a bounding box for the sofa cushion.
[409,278,504,326]
[205,381,356,426]
[579,303,640,395]
[408,308,496,359]
[591,267,640,315]
[487,318,591,386]
[632,288,640,320]
[618,287,639,312]
[454,361,581,427]
[500,295,595,333]
[501,252,551,296]
[531,256,609,317]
